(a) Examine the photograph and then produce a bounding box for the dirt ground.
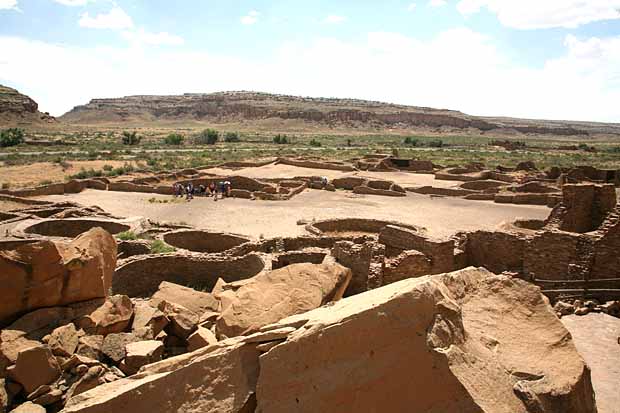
[562,314,620,413]
[0,160,135,188]
[39,188,549,239]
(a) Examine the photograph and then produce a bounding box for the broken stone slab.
[0,228,117,327]
[121,341,164,375]
[48,323,79,357]
[157,301,199,340]
[254,267,596,413]
[77,295,134,336]
[150,281,219,315]
[76,335,104,361]
[101,333,141,364]
[131,301,168,338]
[9,401,45,413]
[0,330,40,376]
[32,387,63,406]
[61,342,260,413]
[216,261,351,338]
[186,327,217,352]
[7,346,60,394]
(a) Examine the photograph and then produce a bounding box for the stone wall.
[23,219,130,238]
[558,184,617,233]
[113,253,266,297]
[332,241,385,296]
[162,230,250,253]
[464,230,526,274]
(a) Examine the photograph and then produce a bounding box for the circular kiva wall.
[162,230,250,253]
[113,253,266,297]
[307,218,423,237]
[24,219,130,238]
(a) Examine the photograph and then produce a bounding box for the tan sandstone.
[216,260,352,337]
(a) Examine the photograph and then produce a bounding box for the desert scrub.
[224,132,241,142]
[0,128,25,147]
[122,131,142,145]
[164,133,185,145]
[194,129,219,145]
[150,240,175,254]
[117,231,138,241]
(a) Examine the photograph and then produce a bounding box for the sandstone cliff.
[60,91,618,136]
[0,85,56,126]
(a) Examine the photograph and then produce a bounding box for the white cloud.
[323,15,347,24]
[121,29,184,46]
[407,3,417,12]
[1,30,619,122]
[0,0,19,11]
[79,6,134,30]
[54,0,90,6]
[240,10,260,25]
[457,0,620,29]
[428,0,447,7]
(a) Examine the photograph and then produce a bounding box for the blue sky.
[1,0,620,122]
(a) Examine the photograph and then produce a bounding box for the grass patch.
[150,240,176,254]
[117,231,138,241]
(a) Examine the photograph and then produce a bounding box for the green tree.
[121,131,141,145]
[0,128,25,147]
[224,132,241,142]
[195,129,219,145]
[164,133,185,145]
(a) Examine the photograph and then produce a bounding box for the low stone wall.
[464,230,526,274]
[162,230,251,253]
[307,218,423,236]
[113,252,267,297]
[271,248,329,269]
[406,186,477,197]
[332,241,385,296]
[353,186,406,197]
[22,218,130,238]
[277,157,356,172]
[332,177,367,190]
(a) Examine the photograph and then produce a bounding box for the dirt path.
[40,188,549,239]
[562,314,620,413]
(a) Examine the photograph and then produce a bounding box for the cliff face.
[0,85,56,126]
[60,91,618,136]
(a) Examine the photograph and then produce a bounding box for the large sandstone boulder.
[216,260,352,337]
[55,268,595,413]
[150,281,219,315]
[255,268,596,413]
[0,228,117,326]
[77,295,133,336]
[7,346,60,394]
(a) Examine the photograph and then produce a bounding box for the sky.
[1,1,620,122]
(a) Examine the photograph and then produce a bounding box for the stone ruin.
[0,177,618,411]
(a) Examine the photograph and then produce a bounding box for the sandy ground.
[205,164,458,188]
[562,314,620,413]
[0,160,136,188]
[40,188,550,239]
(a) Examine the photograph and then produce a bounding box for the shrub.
[71,168,103,179]
[347,139,352,147]
[404,137,419,146]
[427,139,444,148]
[194,129,219,145]
[0,128,25,147]
[150,240,175,254]
[121,131,141,145]
[309,139,322,147]
[117,231,138,241]
[164,133,185,145]
[273,134,289,144]
[103,164,113,171]
[224,132,241,143]
[39,180,53,186]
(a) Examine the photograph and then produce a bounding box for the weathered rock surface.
[48,323,79,357]
[186,327,217,352]
[0,84,56,125]
[216,260,352,337]
[77,295,133,336]
[150,281,219,315]
[56,267,595,413]
[9,401,46,413]
[7,346,60,394]
[562,313,620,413]
[157,301,199,340]
[255,268,596,413]
[122,341,164,375]
[101,333,140,364]
[0,228,117,326]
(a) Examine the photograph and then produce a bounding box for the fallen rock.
[157,301,199,340]
[186,327,217,352]
[77,295,133,336]
[32,387,63,406]
[0,378,7,413]
[255,267,596,413]
[216,260,351,337]
[101,333,140,364]
[131,301,168,338]
[7,346,60,394]
[0,227,116,326]
[0,330,40,374]
[48,323,79,357]
[65,365,107,402]
[76,335,104,361]
[62,342,260,413]
[150,281,219,315]
[9,401,45,413]
[121,341,164,375]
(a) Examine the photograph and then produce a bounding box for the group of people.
[173,181,232,201]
